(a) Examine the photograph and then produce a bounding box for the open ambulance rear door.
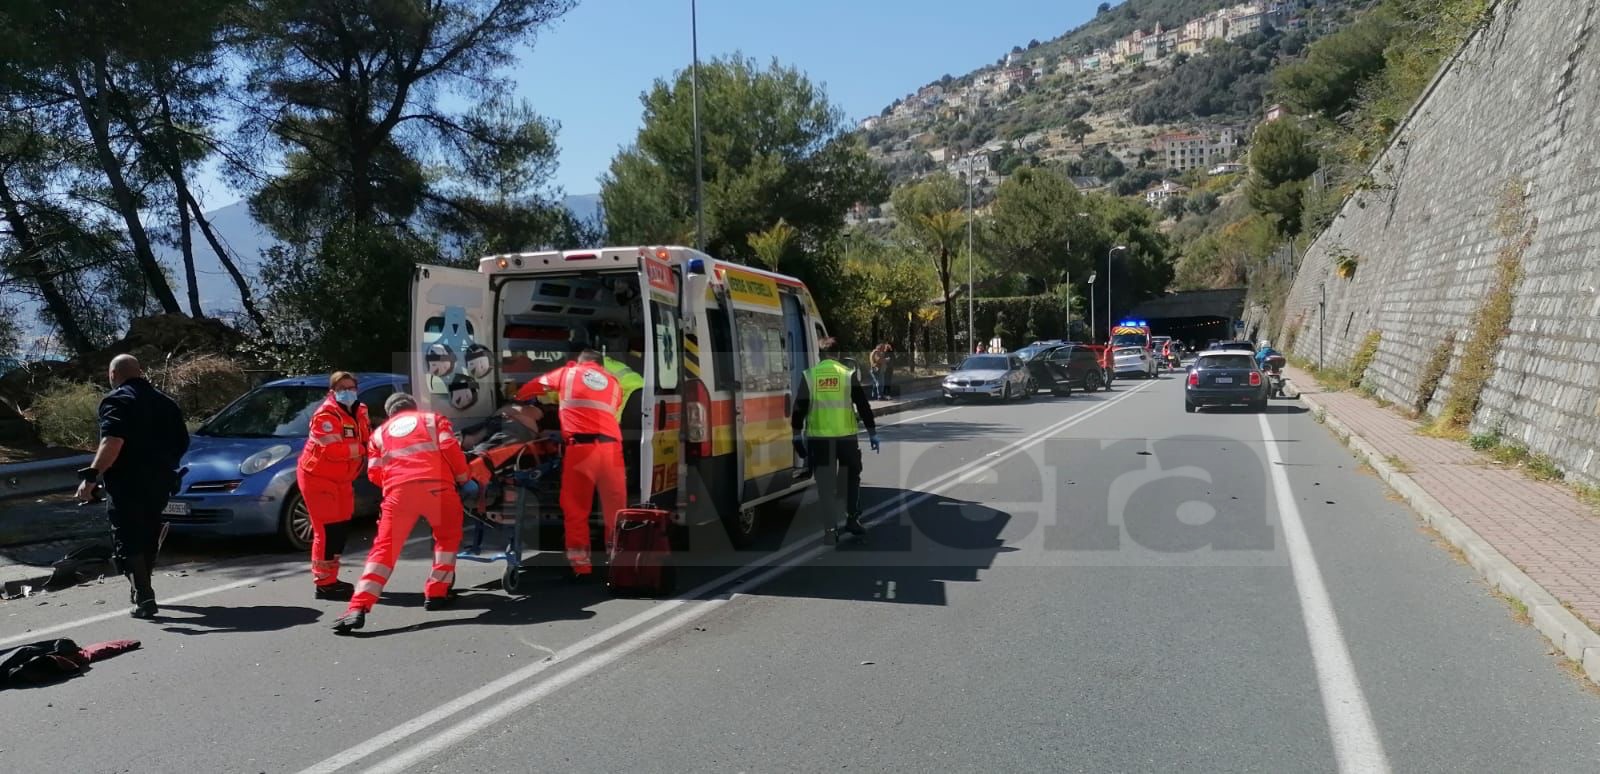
[637,251,683,508]
[409,264,498,428]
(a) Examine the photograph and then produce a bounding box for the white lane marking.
[303,380,1155,774]
[0,536,433,649]
[1258,415,1391,774]
[877,404,961,427]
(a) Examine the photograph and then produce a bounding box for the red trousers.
[349,481,464,612]
[298,470,354,587]
[560,441,626,574]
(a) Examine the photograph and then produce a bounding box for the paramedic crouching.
[792,337,879,544]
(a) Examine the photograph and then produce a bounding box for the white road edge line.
[301,380,1155,774]
[1258,414,1391,774]
[0,535,434,650]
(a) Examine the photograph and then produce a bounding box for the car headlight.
[240,444,294,476]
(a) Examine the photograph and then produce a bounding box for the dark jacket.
[98,377,189,492]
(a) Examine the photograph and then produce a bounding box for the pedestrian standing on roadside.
[868,344,887,400]
[297,371,371,601]
[75,354,189,619]
[880,342,896,398]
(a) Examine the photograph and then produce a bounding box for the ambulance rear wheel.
[503,565,525,595]
[723,508,760,549]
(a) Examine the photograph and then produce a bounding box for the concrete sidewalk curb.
[872,394,942,417]
[1295,381,1600,685]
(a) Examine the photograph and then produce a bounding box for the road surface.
[1,374,1597,773]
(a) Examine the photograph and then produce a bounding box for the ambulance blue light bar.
[688,258,705,274]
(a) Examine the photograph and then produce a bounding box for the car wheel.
[1087,372,1103,392]
[1185,401,1196,414]
[943,395,957,405]
[281,488,314,552]
[1253,399,1268,413]
[1025,378,1037,395]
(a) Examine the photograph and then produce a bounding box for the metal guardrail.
[0,454,94,499]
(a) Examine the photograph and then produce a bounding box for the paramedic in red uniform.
[513,349,625,579]
[296,371,371,600]
[332,392,469,633]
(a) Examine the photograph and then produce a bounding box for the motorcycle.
[1264,354,1286,398]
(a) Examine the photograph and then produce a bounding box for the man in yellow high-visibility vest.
[791,337,879,544]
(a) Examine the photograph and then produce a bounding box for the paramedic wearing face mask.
[296,371,372,600]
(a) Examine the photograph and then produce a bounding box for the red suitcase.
[607,508,675,597]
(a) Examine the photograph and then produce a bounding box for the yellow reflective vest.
[604,357,644,420]
[803,359,858,438]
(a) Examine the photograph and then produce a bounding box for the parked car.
[943,354,1031,402]
[1026,344,1110,393]
[1184,351,1269,412]
[1111,345,1159,379]
[165,373,410,550]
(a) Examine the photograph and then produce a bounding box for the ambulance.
[410,245,829,546]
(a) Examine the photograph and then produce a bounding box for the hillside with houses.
[856,0,1361,215]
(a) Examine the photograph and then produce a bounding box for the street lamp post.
[1107,245,1127,336]
[967,177,975,357]
[690,0,706,251]
[1087,272,1098,342]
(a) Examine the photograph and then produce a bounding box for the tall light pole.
[690,0,706,251]
[966,177,975,357]
[1087,271,1098,342]
[1107,245,1127,336]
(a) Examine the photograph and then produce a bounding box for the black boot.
[331,609,366,633]
[843,515,867,536]
[314,580,355,601]
[124,555,157,619]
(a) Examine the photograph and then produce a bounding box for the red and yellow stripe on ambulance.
[644,252,682,492]
[718,267,792,481]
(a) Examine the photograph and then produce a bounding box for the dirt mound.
[0,315,246,413]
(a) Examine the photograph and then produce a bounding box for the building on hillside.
[948,152,992,181]
[1156,127,1242,172]
[1209,162,1247,176]
[1264,103,1287,122]
[1079,53,1102,71]
[928,147,949,164]
[918,84,945,98]
[1144,180,1190,206]
[859,116,881,132]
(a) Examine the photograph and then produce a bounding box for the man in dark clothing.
[791,338,880,544]
[75,354,189,619]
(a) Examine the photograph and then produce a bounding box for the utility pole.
[1088,272,1098,342]
[967,177,975,357]
[1107,245,1127,336]
[1318,281,1327,368]
[690,0,706,251]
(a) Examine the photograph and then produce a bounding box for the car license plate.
[162,501,191,516]
[1215,377,1233,384]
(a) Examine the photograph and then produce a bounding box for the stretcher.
[455,430,563,594]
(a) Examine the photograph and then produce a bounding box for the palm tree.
[747,219,798,270]
[906,208,967,356]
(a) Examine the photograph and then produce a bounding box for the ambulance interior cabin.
[496,271,647,498]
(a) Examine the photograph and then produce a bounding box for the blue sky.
[191,1,1103,208]
[519,0,1103,195]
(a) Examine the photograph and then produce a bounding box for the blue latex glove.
[869,433,881,453]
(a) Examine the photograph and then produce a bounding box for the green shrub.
[32,382,104,450]
[1527,454,1565,482]
[1468,432,1500,451]
[1437,178,1532,432]
[1350,330,1381,389]
[1414,332,1455,416]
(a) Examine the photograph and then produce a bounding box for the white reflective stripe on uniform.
[433,550,456,567]
[312,434,342,446]
[360,562,392,581]
[428,569,456,583]
[354,579,384,597]
[381,440,441,463]
[562,398,615,413]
